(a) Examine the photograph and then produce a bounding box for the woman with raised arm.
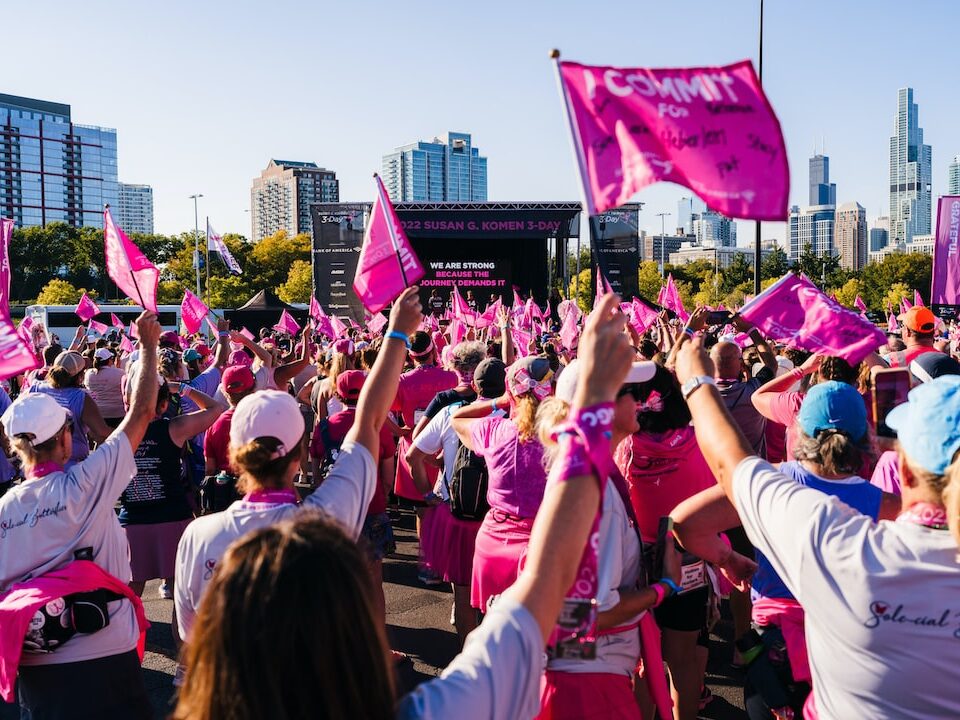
[173,294,638,720]
[674,335,960,719]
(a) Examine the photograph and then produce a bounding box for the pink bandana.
[636,390,664,414]
[508,364,553,401]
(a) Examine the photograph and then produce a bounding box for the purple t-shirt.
[471,417,546,518]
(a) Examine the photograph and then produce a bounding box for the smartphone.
[706,310,733,326]
[872,367,912,437]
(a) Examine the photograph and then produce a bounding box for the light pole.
[189,194,203,296]
[656,212,671,277]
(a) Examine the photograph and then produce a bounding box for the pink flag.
[205,317,219,336]
[557,299,578,321]
[554,57,788,219]
[309,296,322,322]
[180,289,209,335]
[631,298,660,335]
[854,295,867,314]
[16,316,32,344]
[476,297,502,329]
[931,196,960,306]
[900,297,912,315]
[330,315,348,339]
[309,297,335,338]
[273,309,300,335]
[448,318,466,347]
[88,319,109,335]
[739,273,885,364]
[594,265,613,309]
[353,175,425,313]
[559,304,580,349]
[888,313,899,333]
[913,289,924,307]
[0,217,13,313]
[0,315,39,381]
[104,208,159,312]
[662,274,689,322]
[511,327,532,358]
[451,285,478,326]
[119,334,135,353]
[110,313,125,330]
[239,327,255,341]
[75,293,100,322]
[367,312,388,335]
[128,321,139,339]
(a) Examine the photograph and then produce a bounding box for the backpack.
[448,440,490,521]
[314,418,342,481]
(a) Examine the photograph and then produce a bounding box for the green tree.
[793,243,839,285]
[567,267,592,313]
[833,278,864,308]
[860,252,931,309]
[721,253,752,294]
[637,261,663,303]
[208,275,255,309]
[35,278,86,305]
[883,282,912,311]
[278,260,313,304]
[760,244,790,280]
[247,231,311,291]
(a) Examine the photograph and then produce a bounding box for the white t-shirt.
[734,456,960,719]
[396,597,544,719]
[0,434,140,665]
[175,440,375,640]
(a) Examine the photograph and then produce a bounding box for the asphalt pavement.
[1,507,747,719]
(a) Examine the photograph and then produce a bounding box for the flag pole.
[374,173,409,287]
[204,216,211,305]
[105,204,147,310]
[550,49,596,219]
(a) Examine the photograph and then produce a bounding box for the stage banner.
[589,204,640,299]
[396,207,579,240]
[931,196,960,306]
[311,203,370,322]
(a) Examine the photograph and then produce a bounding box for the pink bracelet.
[651,582,667,608]
[550,402,615,484]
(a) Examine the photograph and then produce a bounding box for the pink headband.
[409,339,435,358]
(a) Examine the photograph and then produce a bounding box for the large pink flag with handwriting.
[739,273,885,364]
[181,289,209,335]
[555,58,788,219]
[0,217,12,313]
[353,175,425,313]
[104,208,158,312]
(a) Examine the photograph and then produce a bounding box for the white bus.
[24,304,183,346]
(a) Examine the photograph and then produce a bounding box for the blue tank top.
[30,383,90,464]
[751,461,882,601]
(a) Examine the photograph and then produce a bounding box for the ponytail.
[945,456,960,549]
[513,394,540,443]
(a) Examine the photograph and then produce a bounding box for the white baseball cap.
[555,359,657,404]
[229,390,305,459]
[94,348,115,361]
[1,394,69,446]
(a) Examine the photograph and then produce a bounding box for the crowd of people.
[0,287,958,720]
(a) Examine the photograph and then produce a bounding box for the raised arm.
[272,322,313,388]
[751,353,819,419]
[168,385,227,447]
[733,316,777,374]
[345,288,422,456]
[497,306,514,366]
[118,312,162,451]
[211,319,231,370]
[230,330,273,368]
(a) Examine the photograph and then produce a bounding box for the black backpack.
[313,418,342,481]
[448,440,490,521]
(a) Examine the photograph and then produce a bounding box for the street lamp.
[655,212,671,278]
[189,194,203,296]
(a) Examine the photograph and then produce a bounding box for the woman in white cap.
[25,349,112,467]
[675,335,960,719]
[84,346,126,428]
[174,287,423,643]
[0,311,162,719]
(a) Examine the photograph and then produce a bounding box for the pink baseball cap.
[229,390,305,459]
[228,349,252,367]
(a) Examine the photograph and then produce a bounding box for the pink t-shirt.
[393,365,458,427]
[869,450,901,496]
[615,426,716,542]
[763,391,805,461]
[471,417,546,519]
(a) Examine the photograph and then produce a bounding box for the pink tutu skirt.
[470,509,535,610]
[423,503,481,586]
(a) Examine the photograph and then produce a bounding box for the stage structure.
[311,202,582,321]
[589,203,642,300]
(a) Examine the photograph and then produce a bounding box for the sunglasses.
[617,384,643,401]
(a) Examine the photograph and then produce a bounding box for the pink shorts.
[423,503,481,586]
[536,670,640,720]
[125,519,192,582]
[470,510,534,610]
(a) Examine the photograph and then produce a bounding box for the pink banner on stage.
[75,293,100,322]
[555,58,789,219]
[0,217,13,313]
[931,196,960,306]
[739,273,885,364]
[180,289,209,335]
[353,175,425,313]
[104,208,159,312]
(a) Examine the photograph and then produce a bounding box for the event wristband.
[683,327,695,337]
[490,398,498,412]
[218,331,230,339]
[550,402,615,487]
[651,582,668,608]
[385,330,412,349]
[659,577,681,597]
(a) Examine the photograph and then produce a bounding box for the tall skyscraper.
[117,183,154,234]
[889,88,932,245]
[693,210,736,248]
[835,202,868,271]
[676,196,706,235]
[809,154,837,206]
[949,156,960,195]
[381,132,487,202]
[0,93,118,229]
[250,159,338,242]
[789,205,835,261]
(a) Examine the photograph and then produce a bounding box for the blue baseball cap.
[797,381,868,441]
[886,375,960,475]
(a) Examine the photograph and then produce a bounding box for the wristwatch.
[681,375,715,400]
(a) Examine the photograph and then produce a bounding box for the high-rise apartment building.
[949,156,960,195]
[835,202,867,271]
[889,88,932,245]
[676,195,706,235]
[693,210,737,248]
[0,93,118,228]
[870,216,890,252]
[250,159,338,242]
[809,154,837,206]
[117,182,154,234]
[789,205,835,261]
[381,132,487,202]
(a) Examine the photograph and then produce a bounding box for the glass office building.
[949,156,960,196]
[381,132,487,202]
[0,93,118,228]
[889,88,932,245]
[809,154,837,206]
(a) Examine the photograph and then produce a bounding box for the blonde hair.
[535,397,570,470]
[513,394,541,443]
[229,437,303,494]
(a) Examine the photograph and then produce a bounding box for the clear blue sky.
[6,0,958,245]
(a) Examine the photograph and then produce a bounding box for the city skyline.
[4,0,959,246]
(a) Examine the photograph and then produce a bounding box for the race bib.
[679,560,707,594]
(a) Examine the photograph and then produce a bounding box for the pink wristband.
[651,582,667,608]
[550,402,615,482]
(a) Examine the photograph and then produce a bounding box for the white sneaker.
[158,581,173,600]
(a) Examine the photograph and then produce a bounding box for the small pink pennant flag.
[88,319,109,335]
[128,321,139,339]
[914,289,924,307]
[273,309,300,335]
[119,334,135,353]
[110,313,125,330]
[854,295,867,314]
[888,313,899,332]
[559,304,579,349]
[330,315,348,338]
[367,312,388,335]
[0,315,40,381]
[240,327,255,341]
[205,317,219,336]
[75,293,100,322]
[180,289,209,335]
[104,207,159,311]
